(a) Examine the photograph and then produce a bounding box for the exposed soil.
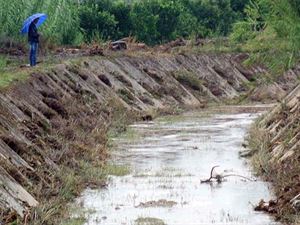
[245,85,300,223]
[0,46,299,224]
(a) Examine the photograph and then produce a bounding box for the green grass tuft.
[0,70,29,88]
[172,70,203,91]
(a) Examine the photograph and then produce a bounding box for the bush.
[172,70,203,91]
[79,5,117,42]
[0,0,250,46]
[0,0,82,46]
[230,0,300,73]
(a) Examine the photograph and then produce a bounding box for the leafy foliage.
[0,0,82,45]
[79,3,117,42]
[231,0,300,73]
[0,0,249,46]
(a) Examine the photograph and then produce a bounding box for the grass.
[0,52,63,89]
[171,70,203,91]
[243,49,297,77]
[0,69,30,88]
[246,104,300,224]
[0,50,96,90]
[106,98,139,139]
[135,217,166,225]
[246,122,271,175]
[116,126,141,141]
[0,53,29,88]
[60,218,86,225]
[173,37,243,55]
[117,88,135,103]
[28,162,130,225]
[2,91,134,225]
[0,48,187,225]
[102,164,130,177]
[177,34,300,81]
[0,55,7,70]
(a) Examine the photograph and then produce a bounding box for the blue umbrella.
[21,13,47,34]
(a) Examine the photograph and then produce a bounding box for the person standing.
[28,18,39,67]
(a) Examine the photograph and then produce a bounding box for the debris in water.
[136,199,177,208]
[135,217,166,225]
[201,166,255,183]
[254,199,277,214]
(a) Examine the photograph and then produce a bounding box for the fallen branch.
[200,166,255,183]
[222,174,256,181]
[200,165,220,183]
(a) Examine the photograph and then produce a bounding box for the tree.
[79,3,117,42]
[110,2,133,39]
[130,1,160,44]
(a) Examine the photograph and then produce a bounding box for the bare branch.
[222,174,256,181]
[200,165,219,183]
[200,166,255,183]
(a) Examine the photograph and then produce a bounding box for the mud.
[74,106,280,225]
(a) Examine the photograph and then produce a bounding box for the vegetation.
[230,0,300,73]
[172,70,203,91]
[0,0,249,46]
[0,0,82,46]
[0,70,29,88]
[0,0,299,73]
[1,0,300,224]
[135,217,166,225]
[246,105,300,223]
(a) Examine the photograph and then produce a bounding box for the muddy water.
[75,106,280,225]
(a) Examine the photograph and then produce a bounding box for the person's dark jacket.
[28,23,39,43]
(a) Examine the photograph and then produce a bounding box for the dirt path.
[73,106,280,225]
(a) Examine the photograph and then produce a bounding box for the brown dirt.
[0,47,299,224]
[248,85,300,223]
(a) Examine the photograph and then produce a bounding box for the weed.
[0,70,29,88]
[135,217,166,225]
[246,122,271,174]
[60,218,86,225]
[118,126,140,140]
[172,70,203,91]
[103,164,130,177]
[175,38,243,55]
[247,101,300,224]
[59,170,78,201]
[106,97,138,138]
[0,55,7,71]
[117,88,135,104]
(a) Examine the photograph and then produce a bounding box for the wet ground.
[74,106,280,225]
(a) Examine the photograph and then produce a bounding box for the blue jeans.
[29,42,38,66]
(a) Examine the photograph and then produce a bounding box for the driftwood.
[201,166,221,183]
[201,166,255,183]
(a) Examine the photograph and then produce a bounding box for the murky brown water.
[74,106,280,225]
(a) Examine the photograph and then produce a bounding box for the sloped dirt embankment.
[248,84,300,223]
[0,52,299,224]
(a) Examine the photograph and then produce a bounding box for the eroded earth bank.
[0,51,299,224]
[246,85,300,224]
